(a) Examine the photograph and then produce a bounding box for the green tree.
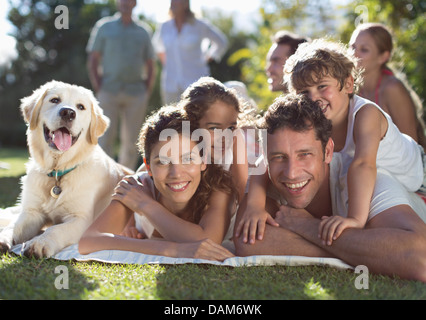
[232,0,339,111]
[0,1,254,146]
[202,8,254,84]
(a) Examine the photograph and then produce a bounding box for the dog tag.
[50,185,62,198]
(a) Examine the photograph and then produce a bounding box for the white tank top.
[339,95,423,192]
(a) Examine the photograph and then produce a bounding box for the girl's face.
[349,30,387,73]
[148,134,206,213]
[198,100,239,158]
[297,75,353,124]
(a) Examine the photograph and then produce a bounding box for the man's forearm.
[276,206,426,280]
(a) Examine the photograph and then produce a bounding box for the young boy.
[236,39,424,246]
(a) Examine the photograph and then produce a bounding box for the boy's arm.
[319,105,386,244]
[348,105,386,223]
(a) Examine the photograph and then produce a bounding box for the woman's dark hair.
[138,105,236,223]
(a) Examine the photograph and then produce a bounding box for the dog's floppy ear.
[89,95,110,145]
[20,82,52,130]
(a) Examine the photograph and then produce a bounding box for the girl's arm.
[319,105,386,244]
[231,128,249,201]
[234,171,279,244]
[113,175,233,244]
[78,200,234,260]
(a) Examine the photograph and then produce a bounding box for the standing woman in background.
[153,0,228,104]
[349,22,426,149]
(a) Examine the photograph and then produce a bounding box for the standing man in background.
[87,0,156,170]
[266,30,309,92]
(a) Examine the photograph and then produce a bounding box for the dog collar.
[47,166,77,178]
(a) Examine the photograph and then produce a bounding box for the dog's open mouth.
[44,124,80,152]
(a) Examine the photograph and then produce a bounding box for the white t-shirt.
[153,18,228,93]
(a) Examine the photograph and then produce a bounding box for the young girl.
[78,105,236,261]
[179,77,249,202]
[237,38,424,246]
[349,23,426,150]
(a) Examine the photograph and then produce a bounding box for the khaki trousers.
[98,90,148,170]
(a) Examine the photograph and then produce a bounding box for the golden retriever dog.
[0,80,131,258]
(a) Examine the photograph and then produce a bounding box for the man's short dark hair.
[273,31,309,56]
[259,93,332,152]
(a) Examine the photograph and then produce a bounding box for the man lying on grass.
[234,94,426,282]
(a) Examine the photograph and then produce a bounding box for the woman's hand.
[112,175,154,213]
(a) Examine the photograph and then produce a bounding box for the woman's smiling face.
[148,133,206,213]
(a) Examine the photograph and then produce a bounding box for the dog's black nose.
[59,108,76,122]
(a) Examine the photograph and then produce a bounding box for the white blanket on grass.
[2,207,352,270]
[10,243,353,270]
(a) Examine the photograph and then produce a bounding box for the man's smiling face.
[267,126,333,209]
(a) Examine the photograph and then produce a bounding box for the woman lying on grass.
[78,105,236,261]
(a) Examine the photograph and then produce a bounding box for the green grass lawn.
[0,147,425,300]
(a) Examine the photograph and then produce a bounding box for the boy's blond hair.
[283,38,363,98]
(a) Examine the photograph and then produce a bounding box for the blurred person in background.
[87,0,156,170]
[153,0,228,104]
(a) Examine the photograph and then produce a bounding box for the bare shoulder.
[382,75,410,97]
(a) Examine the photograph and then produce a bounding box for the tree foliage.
[234,0,425,114]
[0,1,253,146]
[1,0,424,146]
[232,0,340,111]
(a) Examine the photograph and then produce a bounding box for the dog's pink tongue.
[52,129,72,152]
